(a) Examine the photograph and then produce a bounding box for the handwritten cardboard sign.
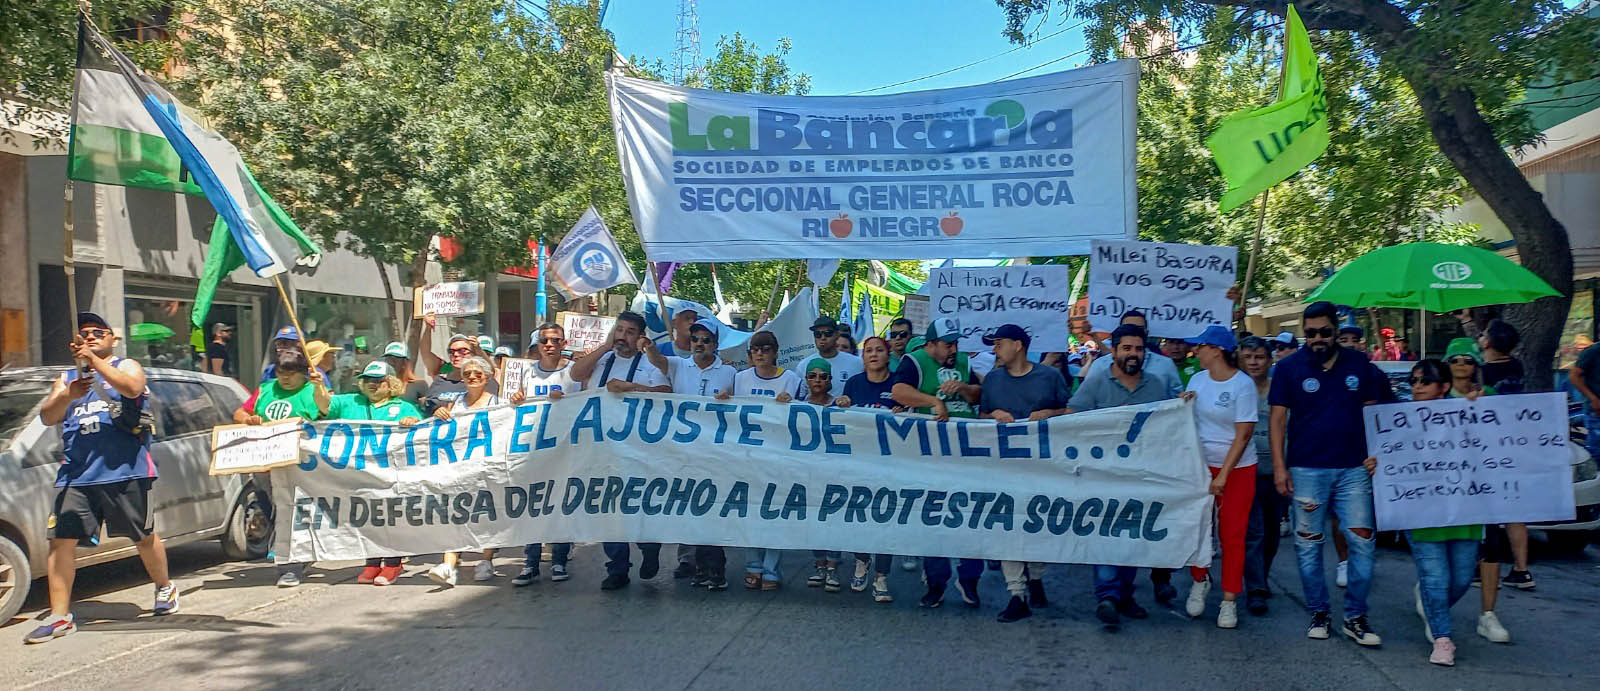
[902,294,930,333]
[413,281,484,318]
[499,357,536,401]
[559,312,616,354]
[1364,393,1576,531]
[929,266,1072,350]
[1088,240,1237,339]
[210,419,304,475]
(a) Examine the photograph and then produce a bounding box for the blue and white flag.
[548,207,640,299]
[836,277,853,327]
[852,288,874,341]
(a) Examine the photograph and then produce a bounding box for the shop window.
[1557,287,1595,370]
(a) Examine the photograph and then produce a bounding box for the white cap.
[1272,331,1296,345]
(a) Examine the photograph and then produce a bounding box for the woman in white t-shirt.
[427,356,504,588]
[1178,325,1258,629]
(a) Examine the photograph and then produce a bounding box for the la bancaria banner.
[607,61,1139,262]
[269,392,1211,568]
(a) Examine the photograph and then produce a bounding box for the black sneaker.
[639,552,660,580]
[1115,598,1148,620]
[689,572,711,587]
[997,595,1032,623]
[1342,615,1382,646]
[600,573,630,590]
[1246,595,1268,616]
[1154,582,1178,606]
[919,583,946,608]
[955,578,981,608]
[1027,579,1048,608]
[705,576,728,591]
[1095,599,1121,630]
[1505,569,1536,590]
[1307,611,1332,639]
[673,562,696,579]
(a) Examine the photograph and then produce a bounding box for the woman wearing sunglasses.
[799,357,845,591]
[1444,338,1496,399]
[425,356,504,587]
[1441,338,1518,644]
[328,362,423,586]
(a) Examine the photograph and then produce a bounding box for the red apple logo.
[940,211,963,236]
[829,214,852,238]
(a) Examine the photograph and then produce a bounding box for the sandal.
[744,573,762,590]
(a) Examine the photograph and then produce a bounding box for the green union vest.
[908,349,975,418]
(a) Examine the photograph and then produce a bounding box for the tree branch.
[1199,0,1372,31]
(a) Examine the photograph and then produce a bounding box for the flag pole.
[270,274,312,362]
[1237,188,1270,325]
[645,260,672,339]
[761,262,785,323]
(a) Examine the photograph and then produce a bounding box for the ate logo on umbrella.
[1431,261,1472,282]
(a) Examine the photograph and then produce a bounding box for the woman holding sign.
[328,362,423,586]
[425,356,504,587]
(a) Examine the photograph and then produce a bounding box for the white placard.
[498,357,535,401]
[413,281,484,318]
[1087,240,1237,339]
[272,393,1211,569]
[210,419,304,475]
[902,294,930,333]
[928,266,1072,350]
[1364,393,1576,531]
[607,61,1139,262]
[559,312,616,354]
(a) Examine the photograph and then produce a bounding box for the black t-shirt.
[423,376,499,416]
[1481,358,1525,394]
[206,340,233,377]
[843,372,898,410]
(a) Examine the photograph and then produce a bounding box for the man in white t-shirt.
[792,316,863,398]
[567,311,670,591]
[509,322,582,587]
[643,317,738,586]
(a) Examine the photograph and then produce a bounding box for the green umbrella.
[127,322,176,342]
[1304,242,1560,312]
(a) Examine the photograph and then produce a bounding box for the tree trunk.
[374,256,400,338]
[404,249,429,352]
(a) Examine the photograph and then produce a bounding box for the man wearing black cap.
[28,313,177,643]
[979,324,1072,622]
[206,322,235,378]
[792,316,862,398]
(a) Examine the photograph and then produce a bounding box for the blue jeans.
[1408,535,1478,640]
[923,557,983,589]
[1093,565,1138,603]
[745,548,781,582]
[523,542,571,568]
[1289,466,1376,617]
[602,542,660,577]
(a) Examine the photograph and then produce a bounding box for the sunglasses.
[462,371,488,380]
[1303,327,1335,338]
[690,335,715,345]
[805,372,829,379]
[749,344,776,353]
[78,328,111,339]
[448,347,473,356]
[538,337,563,345]
[812,330,836,339]
[888,331,911,339]
[1446,356,1476,366]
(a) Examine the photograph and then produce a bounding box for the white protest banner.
[929,265,1072,350]
[1364,393,1576,531]
[271,393,1210,568]
[412,281,483,318]
[902,294,930,333]
[211,419,303,475]
[1087,240,1238,338]
[558,312,616,354]
[607,61,1138,262]
[719,287,820,371]
[547,207,640,299]
[498,358,536,401]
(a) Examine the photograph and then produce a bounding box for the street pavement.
[4,534,1598,690]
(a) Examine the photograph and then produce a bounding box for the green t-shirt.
[1176,357,1202,388]
[253,381,323,422]
[328,393,422,422]
[1414,387,1495,541]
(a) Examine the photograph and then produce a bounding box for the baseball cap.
[78,312,111,330]
[1338,325,1364,339]
[925,317,961,344]
[805,357,831,374]
[447,333,476,348]
[493,345,513,357]
[675,307,700,320]
[811,316,839,332]
[690,317,721,340]
[477,335,495,351]
[358,361,394,379]
[273,325,301,341]
[383,341,409,358]
[1445,337,1481,364]
[1271,331,1296,348]
[1191,324,1238,352]
[981,324,1031,349]
[906,336,927,353]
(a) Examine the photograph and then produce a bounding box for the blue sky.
[603,0,1093,95]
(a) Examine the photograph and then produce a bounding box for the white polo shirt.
[663,355,738,397]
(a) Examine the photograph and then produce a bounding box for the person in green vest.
[327,361,424,587]
[1163,337,1203,388]
[889,316,983,610]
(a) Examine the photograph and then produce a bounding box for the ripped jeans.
[1289,466,1376,618]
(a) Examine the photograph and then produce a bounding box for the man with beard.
[1081,310,1182,398]
[205,322,234,378]
[569,311,670,590]
[1269,301,1388,646]
[1066,324,1174,631]
[892,317,984,608]
[644,317,738,586]
[656,307,698,357]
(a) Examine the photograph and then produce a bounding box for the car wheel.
[221,483,273,561]
[0,533,30,624]
[1540,530,1594,555]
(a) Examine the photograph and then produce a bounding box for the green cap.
[806,357,831,374]
[383,341,409,358]
[353,335,368,350]
[906,336,926,353]
[359,361,394,379]
[477,335,495,351]
[1445,337,1481,364]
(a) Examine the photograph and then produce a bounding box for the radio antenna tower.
[673,0,702,84]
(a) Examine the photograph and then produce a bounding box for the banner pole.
[1237,188,1270,326]
[761,262,785,324]
[270,274,311,358]
[63,180,86,370]
[535,241,547,324]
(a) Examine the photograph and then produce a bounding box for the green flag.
[191,165,321,328]
[1206,4,1329,212]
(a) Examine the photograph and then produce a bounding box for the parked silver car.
[0,366,273,622]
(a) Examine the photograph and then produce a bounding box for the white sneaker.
[1336,560,1349,588]
[473,560,496,582]
[1477,611,1511,643]
[1216,600,1238,629]
[275,571,300,588]
[1186,579,1211,618]
[427,563,457,587]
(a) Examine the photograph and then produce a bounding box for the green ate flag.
[1206,4,1329,212]
[191,166,321,329]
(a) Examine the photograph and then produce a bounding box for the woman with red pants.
[1179,325,1258,628]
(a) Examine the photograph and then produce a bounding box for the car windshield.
[0,377,53,446]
